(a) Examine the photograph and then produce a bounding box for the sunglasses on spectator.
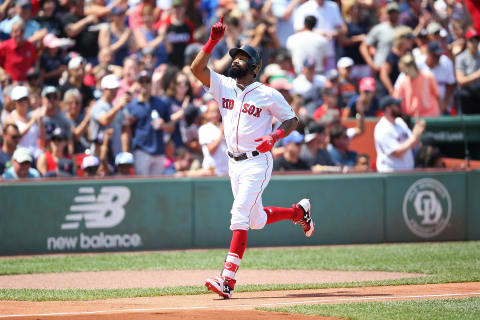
[19,161,31,166]
[10,134,21,140]
[46,94,58,100]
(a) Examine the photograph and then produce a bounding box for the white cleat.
[205,276,236,299]
[295,198,314,237]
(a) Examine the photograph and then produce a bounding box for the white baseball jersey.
[208,71,296,154]
[374,116,414,173]
[208,69,296,231]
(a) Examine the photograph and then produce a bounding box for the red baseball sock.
[229,230,247,259]
[265,205,302,224]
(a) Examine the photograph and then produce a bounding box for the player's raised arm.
[190,16,226,88]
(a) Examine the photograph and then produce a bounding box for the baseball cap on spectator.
[304,122,325,143]
[10,86,29,101]
[115,152,134,166]
[380,95,402,110]
[359,77,376,92]
[325,69,339,81]
[385,1,399,12]
[81,155,100,170]
[303,58,316,68]
[270,78,292,91]
[101,74,120,89]
[13,147,32,163]
[136,70,151,81]
[16,0,31,8]
[250,0,263,10]
[427,41,443,56]
[337,57,354,69]
[427,22,442,35]
[282,131,304,146]
[68,56,84,69]
[465,29,480,41]
[41,85,58,97]
[57,158,75,177]
[47,127,67,140]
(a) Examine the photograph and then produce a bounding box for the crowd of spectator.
[0,0,477,180]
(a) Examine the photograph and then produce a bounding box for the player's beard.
[229,64,249,79]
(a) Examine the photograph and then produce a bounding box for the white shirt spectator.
[286,30,329,74]
[293,0,344,58]
[292,73,327,102]
[374,116,414,173]
[198,122,228,176]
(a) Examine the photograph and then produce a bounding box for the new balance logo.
[61,186,131,230]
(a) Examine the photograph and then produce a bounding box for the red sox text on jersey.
[222,98,263,118]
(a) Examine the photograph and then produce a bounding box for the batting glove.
[203,16,225,53]
[254,129,285,153]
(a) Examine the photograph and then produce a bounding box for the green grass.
[0,241,479,301]
[260,297,480,320]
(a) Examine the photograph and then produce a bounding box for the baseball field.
[1,241,480,319]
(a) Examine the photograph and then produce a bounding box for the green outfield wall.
[0,171,479,255]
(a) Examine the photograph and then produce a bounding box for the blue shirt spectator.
[327,125,358,167]
[127,96,171,155]
[2,147,41,179]
[347,95,379,117]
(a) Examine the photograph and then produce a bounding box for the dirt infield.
[0,270,426,289]
[1,282,480,320]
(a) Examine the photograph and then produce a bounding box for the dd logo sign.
[402,178,452,238]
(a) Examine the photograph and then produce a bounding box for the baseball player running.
[191,17,315,299]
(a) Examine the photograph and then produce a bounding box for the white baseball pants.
[228,152,273,231]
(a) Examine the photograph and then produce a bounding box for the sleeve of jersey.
[208,70,226,101]
[269,89,297,122]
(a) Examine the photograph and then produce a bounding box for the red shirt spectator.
[0,22,37,81]
[313,87,341,122]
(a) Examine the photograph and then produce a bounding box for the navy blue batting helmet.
[229,45,262,73]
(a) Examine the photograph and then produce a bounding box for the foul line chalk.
[1,291,480,318]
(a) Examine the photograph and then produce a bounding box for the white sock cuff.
[221,269,236,279]
[226,252,241,266]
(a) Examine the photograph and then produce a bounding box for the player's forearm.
[190,50,211,86]
[277,117,298,137]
